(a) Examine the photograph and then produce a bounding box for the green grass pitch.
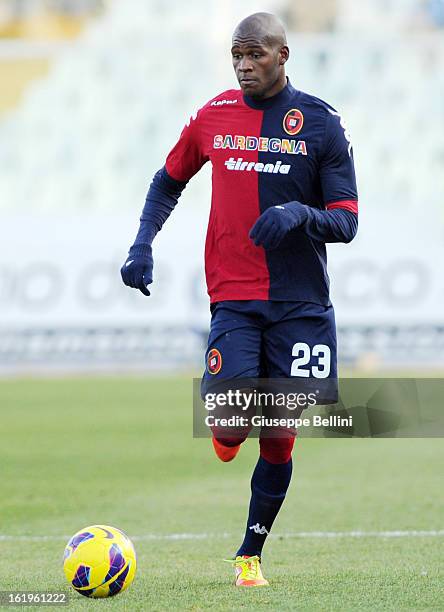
[0,377,443,610]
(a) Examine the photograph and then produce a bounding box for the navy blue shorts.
[201,300,337,398]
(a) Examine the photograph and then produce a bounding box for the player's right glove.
[120,244,153,297]
[249,202,309,250]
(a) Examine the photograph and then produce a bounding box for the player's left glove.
[120,244,153,296]
[249,202,308,250]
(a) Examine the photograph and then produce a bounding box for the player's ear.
[279,45,289,65]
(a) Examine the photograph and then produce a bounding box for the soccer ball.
[63,525,137,598]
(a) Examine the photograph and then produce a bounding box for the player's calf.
[235,437,294,564]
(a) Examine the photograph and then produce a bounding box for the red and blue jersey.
[163,79,358,305]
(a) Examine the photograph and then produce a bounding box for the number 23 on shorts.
[291,342,331,378]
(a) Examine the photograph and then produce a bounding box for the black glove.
[249,202,308,250]
[120,244,153,297]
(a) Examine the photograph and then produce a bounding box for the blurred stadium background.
[1,5,443,608]
[1,0,444,375]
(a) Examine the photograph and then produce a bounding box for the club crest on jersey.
[207,348,222,375]
[283,109,304,136]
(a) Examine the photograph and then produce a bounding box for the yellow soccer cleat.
[225,555,269,587]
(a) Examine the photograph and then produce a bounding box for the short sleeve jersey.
[165,80,358,305]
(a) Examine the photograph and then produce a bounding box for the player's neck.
[243,76,293,110]
[261,74,288,100]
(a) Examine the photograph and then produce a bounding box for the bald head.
[231,13,289,100]
[233,12,287,49]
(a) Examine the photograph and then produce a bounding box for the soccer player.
[121,12,358,587]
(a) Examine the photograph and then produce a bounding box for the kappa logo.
[224,157,291,174]
[211,99,238,106]
[249,523,269,535]
[328,109,353,157]
[207,348,222,375]
[283,108,304,136]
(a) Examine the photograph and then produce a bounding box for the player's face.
[231,39,285,99]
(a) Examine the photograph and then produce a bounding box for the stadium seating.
[1,0,443,369]
[0,0,442,217]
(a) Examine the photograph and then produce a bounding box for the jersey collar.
[242,78,297,110]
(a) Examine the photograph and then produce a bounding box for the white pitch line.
[272,530,444,539]
[0,530,443,542]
